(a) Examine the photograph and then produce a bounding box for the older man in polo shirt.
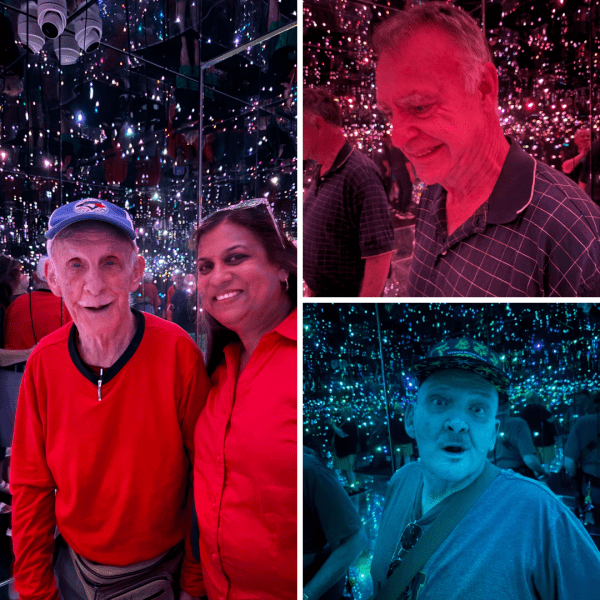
[303,87,395,297]
[375,3,600,297]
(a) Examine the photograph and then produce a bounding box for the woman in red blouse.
[192,199,297,600]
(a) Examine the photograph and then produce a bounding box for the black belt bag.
[68,541,184,600]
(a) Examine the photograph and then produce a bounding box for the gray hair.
[47,220,138,266]
[372,2,492,95]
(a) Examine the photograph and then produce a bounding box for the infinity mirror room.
[303,0,599,295]
[303,303,600,599]
[0,0,297,597]
[0,0,297,311]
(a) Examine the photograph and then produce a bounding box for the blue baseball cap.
[46,199,136,241]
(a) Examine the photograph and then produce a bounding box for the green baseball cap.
[412,337,510,393]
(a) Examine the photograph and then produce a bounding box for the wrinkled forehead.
[418,369,499,404]
[50,222,137,258]
[376,29,465,98]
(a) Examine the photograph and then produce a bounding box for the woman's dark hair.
[191,204,297,374]
[0,254,21,308]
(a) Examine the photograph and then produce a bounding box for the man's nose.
[83,267,106,295]
[443,415,468,433]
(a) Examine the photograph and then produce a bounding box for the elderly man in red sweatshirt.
[11,198,210,600]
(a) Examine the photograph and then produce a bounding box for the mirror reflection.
[303,0,596,296]
[0,0,297,320]
[303,302,600,599]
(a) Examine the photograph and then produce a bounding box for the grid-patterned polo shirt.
[409,137,600,297]
[303,141,395,296]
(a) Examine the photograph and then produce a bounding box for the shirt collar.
[486,136,536,224]
[273,308,297,341]
[322,141,354,177]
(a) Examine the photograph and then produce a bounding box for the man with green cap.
[371,337,600,599]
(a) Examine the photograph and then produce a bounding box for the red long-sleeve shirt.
[11,311,210,599]
[4,290,71,349]
[194,309,297,600]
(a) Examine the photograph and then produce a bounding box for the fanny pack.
[68,541,183,600]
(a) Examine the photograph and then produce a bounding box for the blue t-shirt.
[371,462,600,599]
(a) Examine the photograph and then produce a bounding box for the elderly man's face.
[406,369,499,490]
[376,28,491,187]
[46,227,143,338]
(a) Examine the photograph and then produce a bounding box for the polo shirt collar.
[486,136,536,224]
[322,141,354,177]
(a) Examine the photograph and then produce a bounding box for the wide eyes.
[429,396,448,407]
[427,396,489,416]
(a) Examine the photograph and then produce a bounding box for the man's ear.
[129,254,145,292]
[479,62,499,114]
[404,402,417,440]
[489,418,500,453]
[45,259,62,298]
[314,115,326,130]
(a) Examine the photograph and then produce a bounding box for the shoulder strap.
[375,461,501,600]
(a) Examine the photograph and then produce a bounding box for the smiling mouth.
[412,144,443,159]
[84,304,111,312]
[215,290,242,302]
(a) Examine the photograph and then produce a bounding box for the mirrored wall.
[303,302,600,477]
[0,0,297,309]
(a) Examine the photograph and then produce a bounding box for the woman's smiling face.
[196,221,288,335]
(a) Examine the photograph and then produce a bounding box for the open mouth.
[84,303,111,312]
[442,445,467,454]
[215,290,242,302]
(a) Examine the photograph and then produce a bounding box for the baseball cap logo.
[74,200,109,213]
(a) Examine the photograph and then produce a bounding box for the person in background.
[193,198,297,600]
[493,408,546,478]
[562,128,591,183]
[0,13,24,98]
[11,199,210,600]
[303,446,368,600]
[166,270,185,318]
[303,87,395,297]
[519,394,558,466]
[328,406,359,487]
[376,134,414,220]
[579,139,600,207]
[134,272,159,315]
[0,254,36,499]
[564,393,600,525]
[4,256,72,350]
